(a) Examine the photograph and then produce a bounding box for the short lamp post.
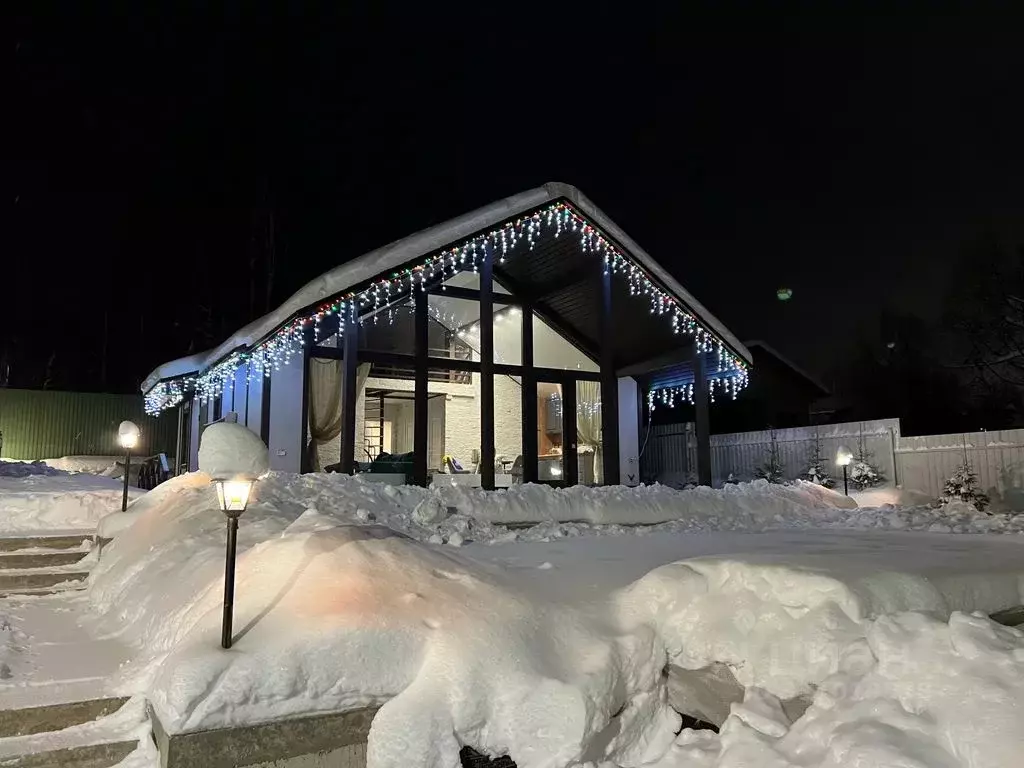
[836,447,853,496]
[215,476,256,649]
[117,421,140,512]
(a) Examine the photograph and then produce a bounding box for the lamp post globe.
[117,420,140,511]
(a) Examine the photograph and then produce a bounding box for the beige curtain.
[576,381,603,484]
[307,360,370,471]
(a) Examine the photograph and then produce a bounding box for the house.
[142,183,751,488]
[648,340,828,434]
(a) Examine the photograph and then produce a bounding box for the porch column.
[340,306,359,475]
[600,267,620,485]
[521,299,538,484]
[479,247,495,490]
[413,288,429,487]
[692,345,712,486]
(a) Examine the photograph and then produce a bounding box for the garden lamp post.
[215,475,256,649]
[836,446,853,496]
[117,420,140,511]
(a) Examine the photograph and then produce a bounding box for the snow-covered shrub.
[849,457,883,490]
[754,429,785,484]
[800,431,834,488]
[939,463,990,511]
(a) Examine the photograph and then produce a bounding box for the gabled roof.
[143,183,751,408]
[745,340,830,396]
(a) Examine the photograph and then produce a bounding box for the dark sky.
[11,3,1024,393]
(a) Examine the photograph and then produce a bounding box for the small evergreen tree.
[939,463,990,511]
[849,429,884,490]
[801,430,834,488]
[755,428,785,483]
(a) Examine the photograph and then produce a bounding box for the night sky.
[11,4,1024,394]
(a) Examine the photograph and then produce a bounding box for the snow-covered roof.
[142,182,751,395]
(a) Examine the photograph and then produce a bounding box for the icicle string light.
[145,201,749,414]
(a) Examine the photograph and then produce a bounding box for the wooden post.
[340,307,359,475]
[480,248,495,490]
[692,345,712,486]
[600,268,620,485]
[414,289,429,486]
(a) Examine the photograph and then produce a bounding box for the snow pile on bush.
[0,461,143,533]
[651,612,1024,768]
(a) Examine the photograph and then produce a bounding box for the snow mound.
[441,480,856,527]
[197,422,270,480]
[652,612,1024,768]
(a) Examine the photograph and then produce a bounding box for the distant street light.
[117,421,140,511]
[836,446,853,496]
[215,474,256,650]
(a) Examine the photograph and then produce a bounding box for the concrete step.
[0,698,130,739]
[0,536,91,553]
[0,571,89,593]
[0,551,88,570]
[0,739,137,768]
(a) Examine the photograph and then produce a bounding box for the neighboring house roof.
[744,340,830,396]
[142,183,751,405]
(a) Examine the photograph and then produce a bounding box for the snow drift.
[88,471,1024,767]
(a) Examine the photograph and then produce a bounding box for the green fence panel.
[0,389,178,460]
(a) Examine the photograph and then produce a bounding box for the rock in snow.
[84,472,1024,768]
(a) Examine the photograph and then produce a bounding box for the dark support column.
[413,289,429,486]
[174,405,184,477]
[300,328,312,473]
[341,308,359,475]
[562,382,578,486]
[600,269,621,485]
[692,345,712,486]
[479,248,495,490]
[521,300,538,484]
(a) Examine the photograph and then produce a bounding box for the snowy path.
[465,529,1024,608]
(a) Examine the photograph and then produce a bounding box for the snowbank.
[86,470,1024,768]
[0,461,144,534]
[42,455,121,476]
[441,480,856,527]
[651,612,1024,768]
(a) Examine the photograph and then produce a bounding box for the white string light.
[144,201,749,414]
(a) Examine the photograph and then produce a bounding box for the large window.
[533,314,598,372]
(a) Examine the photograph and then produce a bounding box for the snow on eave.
[142,182,750,394]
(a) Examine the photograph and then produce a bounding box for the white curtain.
[307,360,370,471]
[576,381,603,484]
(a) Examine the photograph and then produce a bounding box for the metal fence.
[644,418,901,488]
[896,429,1024,508]
[0,388,177,460]
[644,418,1024,506]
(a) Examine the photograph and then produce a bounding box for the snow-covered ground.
[75,470,1024,768]
[0,460,143,534]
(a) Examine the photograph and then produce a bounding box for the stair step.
[0,536,91,553]
[0,571,89,593]
[0,551,88,570]
[0,698,130,739]
[0,739,137,768]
